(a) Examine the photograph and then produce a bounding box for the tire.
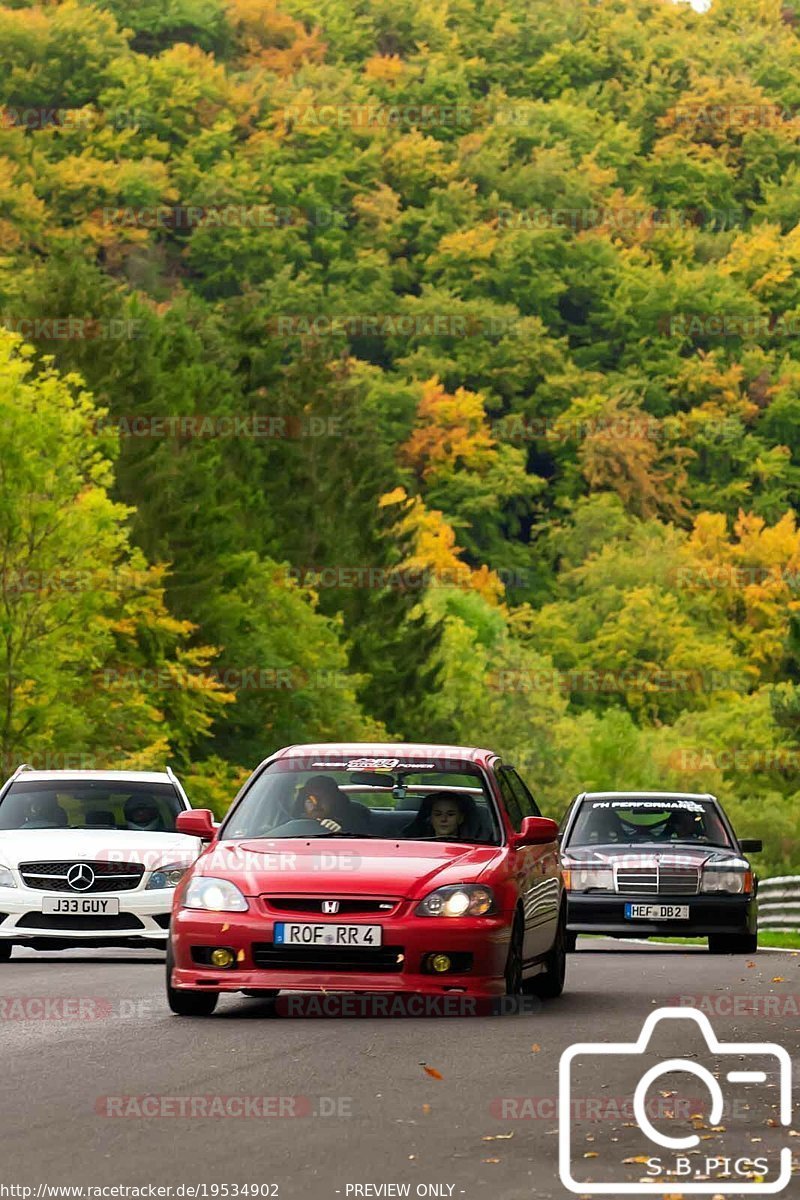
[0,942,11,962]
[565,931,577,953]
[166,942,218,1016]
[504,913,524,996]
[708,932,758,955]
[528,907,567,1000]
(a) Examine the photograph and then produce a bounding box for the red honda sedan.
[166,743,566,1015]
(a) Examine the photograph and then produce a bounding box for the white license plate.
[273,922,382,947]
[42,896,120,916]
[625,903,689,920]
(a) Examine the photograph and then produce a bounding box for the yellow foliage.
[364,54,405,82]
[658,74,800,153]
[378,488,505,606]
[400,376,495,479]
[682,510,800,672]
[436,225,498,260]
[351,184,402,230]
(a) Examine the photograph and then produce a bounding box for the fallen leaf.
[583,1152,599,1158]
[482,1132,514,1141]
[422,1104,431,1116]
[420,1063,444,1080]
[482,1158,500,1164]
[623,1157,653,1164]
[772,976,785,983]
[531,1043,541,1053]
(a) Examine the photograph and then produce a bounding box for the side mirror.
[176,809,216,841]
[739,838,763,854]
[513,816,560,847]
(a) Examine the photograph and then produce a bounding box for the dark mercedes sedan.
[560,791,762,954]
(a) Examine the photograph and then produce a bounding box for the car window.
[495,769,523,831]
[506,769,542,819]
[220,756,501,844]
[0,780,183,832]
[565,798,734,849]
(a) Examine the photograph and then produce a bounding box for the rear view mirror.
[176,809,216,841]
[739,838,763,853]
[513,816,559,847]
[349,771,394,787]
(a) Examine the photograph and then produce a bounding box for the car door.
[506,767,561,952]
[494,765,553,961]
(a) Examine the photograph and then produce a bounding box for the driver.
[295,776,348,833]
[124,796,164,832]
[22,795,68,827]
[666,807,701,841]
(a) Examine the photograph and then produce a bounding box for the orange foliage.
[225,0,326,73]
[400,376,495,481]
[579,402,692,521]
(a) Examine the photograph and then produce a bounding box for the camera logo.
[559,1007,793,1194]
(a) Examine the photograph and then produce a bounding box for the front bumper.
[170,906,513,997]
[0,885,175,944]
[566,892,757,937]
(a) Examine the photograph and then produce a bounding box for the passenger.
[403,791,478,840]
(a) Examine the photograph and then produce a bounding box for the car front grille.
[19,861,144,893]
[615,866,700,895]
[252,943,405,973]
[263,897,400,916]
[17,913,145,931]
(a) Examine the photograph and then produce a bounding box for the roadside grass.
[618,932,800,950]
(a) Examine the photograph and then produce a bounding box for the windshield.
[566,797,733,849]
[0,780,184,832]
[220,755,500,845]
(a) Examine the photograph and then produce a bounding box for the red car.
[166,743,566,1016]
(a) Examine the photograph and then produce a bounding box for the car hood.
[0,828,202,869]
[196,837,503,899]
[563,843,746,868]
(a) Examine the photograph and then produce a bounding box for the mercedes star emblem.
[66,863,95,891]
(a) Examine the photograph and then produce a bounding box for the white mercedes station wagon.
[0,766,204,957]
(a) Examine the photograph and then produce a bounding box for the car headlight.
[183,877,248,912]
[563,866,614,892]
[415,885,496,917]
[701,868,751,895]
[0,864,16,888]
[146,862,189,890]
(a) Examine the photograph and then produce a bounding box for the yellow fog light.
[431,954,451,973]
[210,948,235,968]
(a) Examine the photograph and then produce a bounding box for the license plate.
[42,896,120,916]
[625,903,689,920]
[273,922,382,947]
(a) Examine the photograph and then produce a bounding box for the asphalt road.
[1,939,798,1199]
